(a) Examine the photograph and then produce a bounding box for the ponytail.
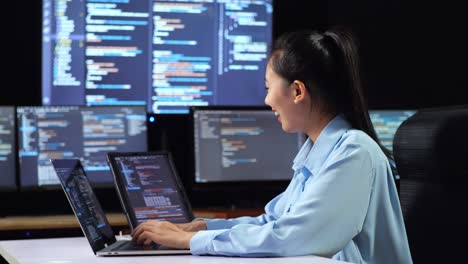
[323,28,393,160]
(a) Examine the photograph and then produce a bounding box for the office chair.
[393,105,468,263]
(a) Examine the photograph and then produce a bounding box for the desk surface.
[0,237,348,264]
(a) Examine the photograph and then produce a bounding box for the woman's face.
[264,63,304,133]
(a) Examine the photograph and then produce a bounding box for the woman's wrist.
[184,231,197,249]
[191,220,207,231]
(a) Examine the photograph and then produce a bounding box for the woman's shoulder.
[342,128,375,143]
[335,129,387,161]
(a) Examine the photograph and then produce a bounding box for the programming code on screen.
[0,106,16,189]
[369,110,416,152]
[113,155,191,223]
[54,160,116,250]
[17,106,147,188]
[193,110,305,182]
[42,0,273,113]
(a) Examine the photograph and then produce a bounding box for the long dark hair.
[269,26,393,161]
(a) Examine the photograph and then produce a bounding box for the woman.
[131,27,413,263]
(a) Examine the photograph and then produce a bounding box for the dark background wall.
[2,0,467,215]
[328,0,468,109]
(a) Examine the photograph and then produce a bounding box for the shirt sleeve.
[203,190,289,230]
[190,143,372,257]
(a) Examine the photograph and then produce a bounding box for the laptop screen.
[107,152,194,228]
[52,159,116,254]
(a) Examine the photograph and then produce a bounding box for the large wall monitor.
[369,110,417,152]
[0,106,17,190]
[42,0,273,113]
[191,107,305,185]
[17,106,147,189]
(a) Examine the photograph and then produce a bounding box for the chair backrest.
[393,105,468,263]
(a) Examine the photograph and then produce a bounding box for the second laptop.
[106,151,195,231]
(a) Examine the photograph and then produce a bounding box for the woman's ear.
[292,80,307,104]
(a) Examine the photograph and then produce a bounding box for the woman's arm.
[190,144,373,257]
[194,188,291,230]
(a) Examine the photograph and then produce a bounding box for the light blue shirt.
[190,114,413,263]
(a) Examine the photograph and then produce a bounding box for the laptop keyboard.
[112,241,160,251]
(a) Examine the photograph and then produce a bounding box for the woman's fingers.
[132,220,159,242]
[130,220,195,249]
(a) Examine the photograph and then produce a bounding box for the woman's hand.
[131,220,198,249]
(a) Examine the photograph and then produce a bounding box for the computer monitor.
[369,110,417,152]
[42,0,273,114]
[17,105,147,189]
[189,106,305,206]
[0,106,17,191]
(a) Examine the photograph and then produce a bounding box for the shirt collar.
[292,114,352,176]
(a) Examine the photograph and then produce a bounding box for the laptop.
[51,158,191,256]
[105,151,195,230]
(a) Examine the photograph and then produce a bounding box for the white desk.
[0,237,349,264]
